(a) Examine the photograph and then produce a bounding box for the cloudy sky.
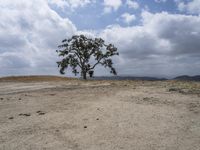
[0,0,200,78]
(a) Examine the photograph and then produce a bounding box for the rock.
[36,111,46,115]
[38,112,45,115]
[8,117,14,120]
[84,126,87,128]
[169,88,179,92]
[19,113,31,117]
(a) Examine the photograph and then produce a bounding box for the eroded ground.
[0,77,200,150]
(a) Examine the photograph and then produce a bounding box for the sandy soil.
[0,77,200,150]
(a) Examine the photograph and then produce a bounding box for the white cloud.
[155,0,167,3]
[176,0,200,14]
[99,11,200,77]
[48,0,95,10]
[121,13,136,24]
[0,0,76,76]
[103,0,122,13]
[126,0,139,9]
[177,2,186,12]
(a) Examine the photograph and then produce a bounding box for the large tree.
[56,35,119,80]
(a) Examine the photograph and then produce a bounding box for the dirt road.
[0,78,200,150]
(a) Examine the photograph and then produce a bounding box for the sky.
[0,0,200,78]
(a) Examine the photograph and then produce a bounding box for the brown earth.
[0,76,200,150]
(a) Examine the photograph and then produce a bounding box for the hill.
[174,75,200,81]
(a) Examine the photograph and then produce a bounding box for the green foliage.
[56,35,119,79]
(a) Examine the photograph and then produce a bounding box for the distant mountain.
[174,75,200,81]
[92,76,167,81]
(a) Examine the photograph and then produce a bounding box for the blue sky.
[0,0,200,78]
[49,0,179,30]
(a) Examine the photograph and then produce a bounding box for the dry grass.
[0,75,77,82]
[1,75,200,94]
[167,80,200,95]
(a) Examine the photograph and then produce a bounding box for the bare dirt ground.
[0,76,200,150]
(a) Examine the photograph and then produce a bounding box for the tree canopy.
[56,35,119,79]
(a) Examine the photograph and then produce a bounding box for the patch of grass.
[168,81,200,95]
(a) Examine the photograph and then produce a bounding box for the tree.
[56,35,119,80]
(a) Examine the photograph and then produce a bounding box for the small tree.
[56,35,119,80]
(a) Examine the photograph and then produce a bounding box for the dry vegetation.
[167,80,200,95]
[0,76,200,150]
[0,75,76,82]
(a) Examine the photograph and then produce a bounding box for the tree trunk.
[82,71,87,80]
